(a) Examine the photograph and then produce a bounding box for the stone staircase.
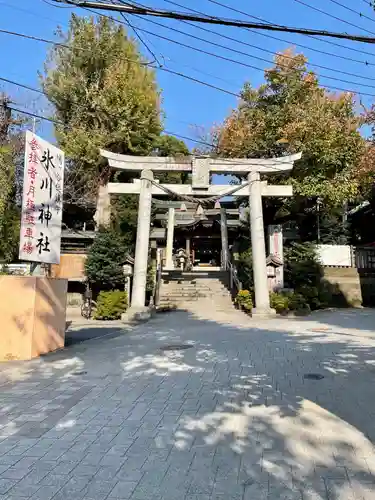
[158,270,245,318]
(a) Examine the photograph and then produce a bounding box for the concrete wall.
[323,267,362,307]
[0,277,67,361]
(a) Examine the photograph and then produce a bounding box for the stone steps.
[162,292,229,297]
[159,270,244,316]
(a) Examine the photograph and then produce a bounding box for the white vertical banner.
[268,224,284,290]
[19,131,65,264]
[268,224,283,261]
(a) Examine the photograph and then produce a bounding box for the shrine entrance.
[150,201,241,270]
[99,150,302,317]
[192,236,221,267]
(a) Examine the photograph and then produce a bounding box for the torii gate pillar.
[131,169,153,310]
[249,170,273,316]
[101,150,301,317]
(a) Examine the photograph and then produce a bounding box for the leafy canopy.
[214,49,364,205]
[0,101,24,262]
[42,14,162,205]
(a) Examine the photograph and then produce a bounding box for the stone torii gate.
[100,150,302,317]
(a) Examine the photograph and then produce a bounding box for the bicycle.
[81,282,95,319]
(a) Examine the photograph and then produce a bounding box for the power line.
[163,130,213,148]
[110,0,162,65]
[8,103,213,149]
[83,2,375,97]
[81,5,242,96]
[158,67,239,96]
[3,11,374,100]
[41,0,74,7]
[123,0,375,89]
[9,106,61,125]
[0,24,239,97]
[13,0,375,65]
[164,57,242,89]
[0,1,63,24]
[293,0,375,36]
[326,0,375,25]
[91,6,252,93]
[123,24,375,97]
[50,0,375,44]
[163,0,375,75]
[3,0,162,67]
[203,0,375,62]
[0,76,45,95]
[0,27,70,47]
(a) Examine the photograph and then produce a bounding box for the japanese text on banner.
[19,131,65,264]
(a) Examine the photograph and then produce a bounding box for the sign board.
[316,244,352,267]
[268,224,284,290]
[19,131,64,264]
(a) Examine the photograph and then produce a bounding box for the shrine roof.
[266,254,283,266]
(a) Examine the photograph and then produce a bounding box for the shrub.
[237,249,253,290]
[270,291,310,315]
[85,228,129,289]
[284,242,322,289]
[270,292,290,314]
[288,292,310,312]
[93,290,128,320]
[284,242,335,310]
[296,285,321,310]
[235,289,253,313]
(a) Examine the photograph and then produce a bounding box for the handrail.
[227,259,242,297]
[153,260,163,307]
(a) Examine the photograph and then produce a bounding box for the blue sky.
[1,0,375,147]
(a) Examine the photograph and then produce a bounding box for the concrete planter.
[0,276,67,361]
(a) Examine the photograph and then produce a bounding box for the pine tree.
[85,229,128,288]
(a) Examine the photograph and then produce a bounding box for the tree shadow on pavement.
[115,309,375,499]
[1,308,375,499]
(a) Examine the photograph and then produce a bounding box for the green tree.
[0,146,20,262]
[42,14,162,209]
[214,49,364,240]
[0,99,23,262]
[153,134,189,158]
[85,228,128,288]
[43,15,190,246]
[111,133,190,245]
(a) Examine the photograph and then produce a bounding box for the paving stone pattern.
[1,307,375,499]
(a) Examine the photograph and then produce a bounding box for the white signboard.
[316,244,352,267]
[19,131,64,264]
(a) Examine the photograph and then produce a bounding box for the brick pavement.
[0,308,375,499]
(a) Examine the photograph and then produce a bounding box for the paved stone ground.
[1,307,375,499]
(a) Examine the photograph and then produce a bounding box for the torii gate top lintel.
[99,149,302,314]
[100,149,302,175]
